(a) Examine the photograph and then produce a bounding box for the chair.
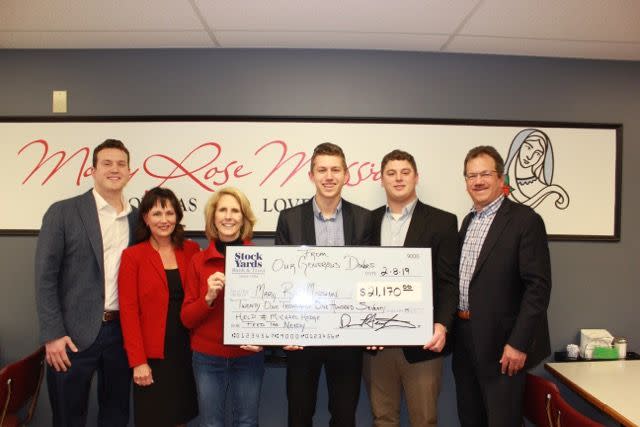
[523,373,604,427]
[523,373,560,427]
[554,393,603,427]
[0,347,46,427]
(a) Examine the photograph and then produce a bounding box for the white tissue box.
[580,329,613,359]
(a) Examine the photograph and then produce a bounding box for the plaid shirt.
[458,195,504,311]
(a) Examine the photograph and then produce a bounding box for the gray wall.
[1,49,639,426]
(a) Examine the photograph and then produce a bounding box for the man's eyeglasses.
[464,170,497,181]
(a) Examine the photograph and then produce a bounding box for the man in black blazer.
[275,142,371,427]
[35,139,136,427]
[453,146,551,427]
[362,150,458,427]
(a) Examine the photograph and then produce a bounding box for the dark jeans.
[286,347,362,427]
[192,351,265,427]
[47,320,131,427]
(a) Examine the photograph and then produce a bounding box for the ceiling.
[1,0,639,61]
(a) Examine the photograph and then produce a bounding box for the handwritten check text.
[223,246,433,346]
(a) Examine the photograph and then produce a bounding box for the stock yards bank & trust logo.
[231,251,265,274]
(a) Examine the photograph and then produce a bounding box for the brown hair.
[92,139,130,167]
[135,187,185,248]
[310,142,347,172]
[203,187,256,241]
[380,149,417,174]
[463,145,505,177]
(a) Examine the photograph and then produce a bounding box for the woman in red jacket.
[119,187,200,427]
[181,187,264,427]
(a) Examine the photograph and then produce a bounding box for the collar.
[385,198,418,219]
[470,195,504,219]
[92,188,131,216]
[312,197,342,221]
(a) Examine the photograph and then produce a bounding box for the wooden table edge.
[544,362,638,427]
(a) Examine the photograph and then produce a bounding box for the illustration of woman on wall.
[504,128,569,210]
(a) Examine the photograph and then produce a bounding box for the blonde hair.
[204,187,256,241]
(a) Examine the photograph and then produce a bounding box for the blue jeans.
[192,351,264,427]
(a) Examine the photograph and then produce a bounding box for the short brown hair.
[204,187,256,241]
[93,139,130,167]
[135,187,185,248]
[310,142,347,172]
[463,145,505,177]
[381,149,417,174]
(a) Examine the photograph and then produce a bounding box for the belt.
[102,310,120,322]
[457,310,471,320]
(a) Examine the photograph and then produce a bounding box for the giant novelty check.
[224,246,433,346]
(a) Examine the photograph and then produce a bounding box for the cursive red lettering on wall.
[255,140,311,187]
[143,142,252,191]
[345,161,382,187]
[18,139,91,186]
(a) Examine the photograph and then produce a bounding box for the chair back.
[523,372,605,427]
[523,373,560,427]
[0,347,46,427]
[554,394,603,427]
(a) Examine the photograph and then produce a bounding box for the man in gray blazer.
[35,139,137,427]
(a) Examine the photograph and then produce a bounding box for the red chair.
[553,393,603,427]
[523,373,560,427]
[0,347,46,427]
[523,373,604,427]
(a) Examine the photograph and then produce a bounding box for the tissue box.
[580,329,614,359]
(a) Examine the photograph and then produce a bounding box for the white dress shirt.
[93,189,131,311]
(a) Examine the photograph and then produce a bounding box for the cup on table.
[614,338,627,359]
[566,344,580,359]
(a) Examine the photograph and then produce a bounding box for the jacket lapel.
[176,246,189,288]
[370,206,385,246]
[146,241,167,283]
[471,199,513,281]
[459,212,472,240]
[342,201,354,245]
[301,201,316,245]
[127,209,137,245]
[77,190,104,276]
[403,200,428,247]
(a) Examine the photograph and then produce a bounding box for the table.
[545,360,640,427]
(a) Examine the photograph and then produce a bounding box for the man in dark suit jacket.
[275,142,371,427]
[453,146,551,427]
[35,139,137,427]
[362,150,459,427]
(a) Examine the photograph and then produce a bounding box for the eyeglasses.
[464,170,497,181]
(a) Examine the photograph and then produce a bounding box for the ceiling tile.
[447,35,640,61]
[195,0,479,33]
[215,30,449,51]
[0,31,215,49]
[463,0,640,42]
[0,0,203,31]
[0,0,638,60]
